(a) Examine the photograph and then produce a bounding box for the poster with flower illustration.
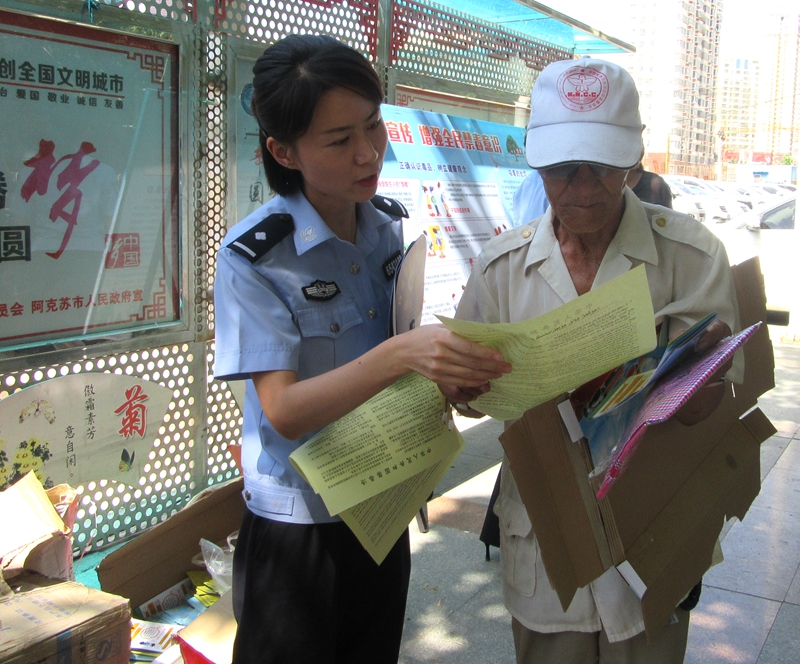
[0,373,172,490]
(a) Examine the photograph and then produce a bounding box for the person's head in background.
[626,161,645,189]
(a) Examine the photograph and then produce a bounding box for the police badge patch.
[302,280,341,301]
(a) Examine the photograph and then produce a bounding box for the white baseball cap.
[525,56,643,170]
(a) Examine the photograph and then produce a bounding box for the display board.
[378,106,531,322]
[0,373,173,491]
[0,10,181,351]
[229,58,533,322]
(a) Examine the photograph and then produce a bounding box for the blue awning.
[430,0,634,54]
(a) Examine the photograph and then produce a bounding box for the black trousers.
[232,510,411,664]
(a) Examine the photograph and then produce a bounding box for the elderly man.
[440,57,739,663]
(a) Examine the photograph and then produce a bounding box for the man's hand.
[673,318,732,426]
[693,319,733,355]
[438,383,487,418]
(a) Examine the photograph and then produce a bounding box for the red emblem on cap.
[557,66,609,112]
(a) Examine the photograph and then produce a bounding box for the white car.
[752,182,793,199]
[721,183,773,211]
[661,178,710,222]
[706,181,759,212]
[709,194,798,325]
[665,176,749,220]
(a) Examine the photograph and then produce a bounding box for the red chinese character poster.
[0,10,180,350]
[0,373,173,489]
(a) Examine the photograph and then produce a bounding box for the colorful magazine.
[591,322,761,499]
[586,313,718,419]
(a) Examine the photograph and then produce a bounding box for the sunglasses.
[537,162,628,180]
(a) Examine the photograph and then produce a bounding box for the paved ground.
[399,335,800,664]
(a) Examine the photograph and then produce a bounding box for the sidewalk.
[400,340,800,664]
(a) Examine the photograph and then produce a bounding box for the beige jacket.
[456,189,740,641]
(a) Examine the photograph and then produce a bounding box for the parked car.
[659,179,705,222]
[709,194,798,323]
[723,183,773,211]
[754,182,793,198]
[708,181,763,211]
[731,184,787,211]
[744,195,796,229]
[663,177,729,222]
[668,176,750,219]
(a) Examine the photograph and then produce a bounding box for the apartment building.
[716,58,760,174]
[605,0,722,177]
[757,14,799,162]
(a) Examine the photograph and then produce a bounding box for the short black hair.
[251,35,384,197]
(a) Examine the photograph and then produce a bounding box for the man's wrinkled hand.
[673,318,732,426]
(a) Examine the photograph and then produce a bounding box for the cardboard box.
[499,256,776,641]
[97,478,245,610]
[0,573,130,664]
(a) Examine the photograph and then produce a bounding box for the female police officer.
[213,34,511,664]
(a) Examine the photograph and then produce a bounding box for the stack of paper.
[291,374,463,563]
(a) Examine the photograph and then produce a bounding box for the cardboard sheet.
[177,590,236,664]
[498,256,776,641]
[97,478,244,609]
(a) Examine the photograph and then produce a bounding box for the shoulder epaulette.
[227,213,294,263]
[478,222,538,271]
[645,205,720,258]
[371,195,409,218]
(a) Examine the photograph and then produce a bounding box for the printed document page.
[438,265,657,420]
[339,438,463,564]
[290,373,460,516]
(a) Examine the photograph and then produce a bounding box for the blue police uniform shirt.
[214,192,404,524]
[511,170,549,227]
